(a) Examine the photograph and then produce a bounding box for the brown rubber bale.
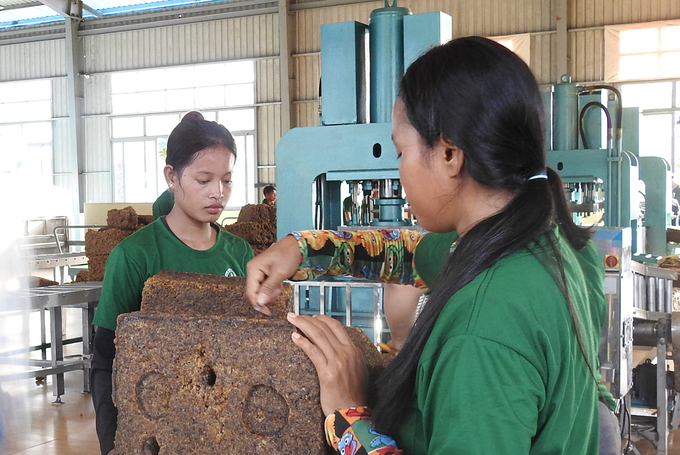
[85,228,133,256]
[107,206,139,230]
[236,204,276,224]
[113,314,329,455]
[140,271,293,320]
[222,221,276,245]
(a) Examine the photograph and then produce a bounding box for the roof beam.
[82,2,102,17]
[37,0,81,18]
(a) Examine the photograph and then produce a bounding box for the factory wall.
[0,0,678,203]
[0,39,65,80]
[79,14,281,201]
[81,15,279,72]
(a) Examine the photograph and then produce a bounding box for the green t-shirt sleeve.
[413,231,458,288]
[92,244,147,331]
[417,336,542,454]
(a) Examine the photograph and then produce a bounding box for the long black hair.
[371,37,593,435]
[166,111,237,177]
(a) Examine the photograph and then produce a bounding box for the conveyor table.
[0,281,102,400]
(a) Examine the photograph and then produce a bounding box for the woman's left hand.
[287,313,368,416]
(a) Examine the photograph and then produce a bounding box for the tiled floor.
[1,302,100,455]
[0,372,100,455]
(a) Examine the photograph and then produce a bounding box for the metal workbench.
[0,281,102,400]
[25,252,89,284]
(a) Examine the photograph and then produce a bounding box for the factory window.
[110,62,257,208]
[621,80,680,173]
[111,111,256,207]
[111,61,255,114]
[605,21,680,81]
[0,79,52,186]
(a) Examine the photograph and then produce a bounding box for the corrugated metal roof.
[0,4,57,22]
[0,0,41,7]
[0,0,245,29]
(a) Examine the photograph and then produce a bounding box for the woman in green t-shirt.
[246,37,606,454]
[91,112,253,455]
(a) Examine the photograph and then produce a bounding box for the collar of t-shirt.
[160,216,220,248]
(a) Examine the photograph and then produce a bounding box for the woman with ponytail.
[246,37,605,454]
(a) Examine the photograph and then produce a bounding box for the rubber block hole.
[201,365,216,386]
[142,436,160,455]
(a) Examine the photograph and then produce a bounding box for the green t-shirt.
[414,229,617,412]
[92,219,254,331]
[152,189,175,219]
[291,229,609,453]
[399,230,601,454]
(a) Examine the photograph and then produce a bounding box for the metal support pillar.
[49,307,64,399]
[555,0,568,81]
[39,0,85,215]
[658,336,668,454]
[278,0,295,133]
[81,302,95,393]
[64,15,85,215]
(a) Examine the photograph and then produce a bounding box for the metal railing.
[53,225,106,253]
[288,279,385,345]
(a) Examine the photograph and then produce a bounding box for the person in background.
[261,185,276,206]
[90,112,254,455]
[152,188,174,219]
[246,37,607,454]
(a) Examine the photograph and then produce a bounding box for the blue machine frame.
[277,2,452,239]
[275,2,451,341]
[546,75,672,257]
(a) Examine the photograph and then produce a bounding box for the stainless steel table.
[0,281,102,400]
[26,252,89,284]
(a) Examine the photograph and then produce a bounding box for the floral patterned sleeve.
[325,407,402,455]
[289,229,426,287]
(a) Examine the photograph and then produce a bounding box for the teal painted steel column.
[369,1,411,123]
[553,74,579,151]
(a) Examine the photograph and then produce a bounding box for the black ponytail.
[372,37,593,435]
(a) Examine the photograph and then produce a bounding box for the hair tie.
[527,174,548,181]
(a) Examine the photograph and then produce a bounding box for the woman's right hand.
[246,235,303,315]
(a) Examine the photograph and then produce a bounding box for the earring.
[169,183,174,188]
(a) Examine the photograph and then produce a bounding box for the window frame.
[0,79,53,184]
[108,61,258,208]
[618,79,680,174]
[110,110,257,207]
[605,20,680,82]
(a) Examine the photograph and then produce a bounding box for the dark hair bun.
[182,111,204,122]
